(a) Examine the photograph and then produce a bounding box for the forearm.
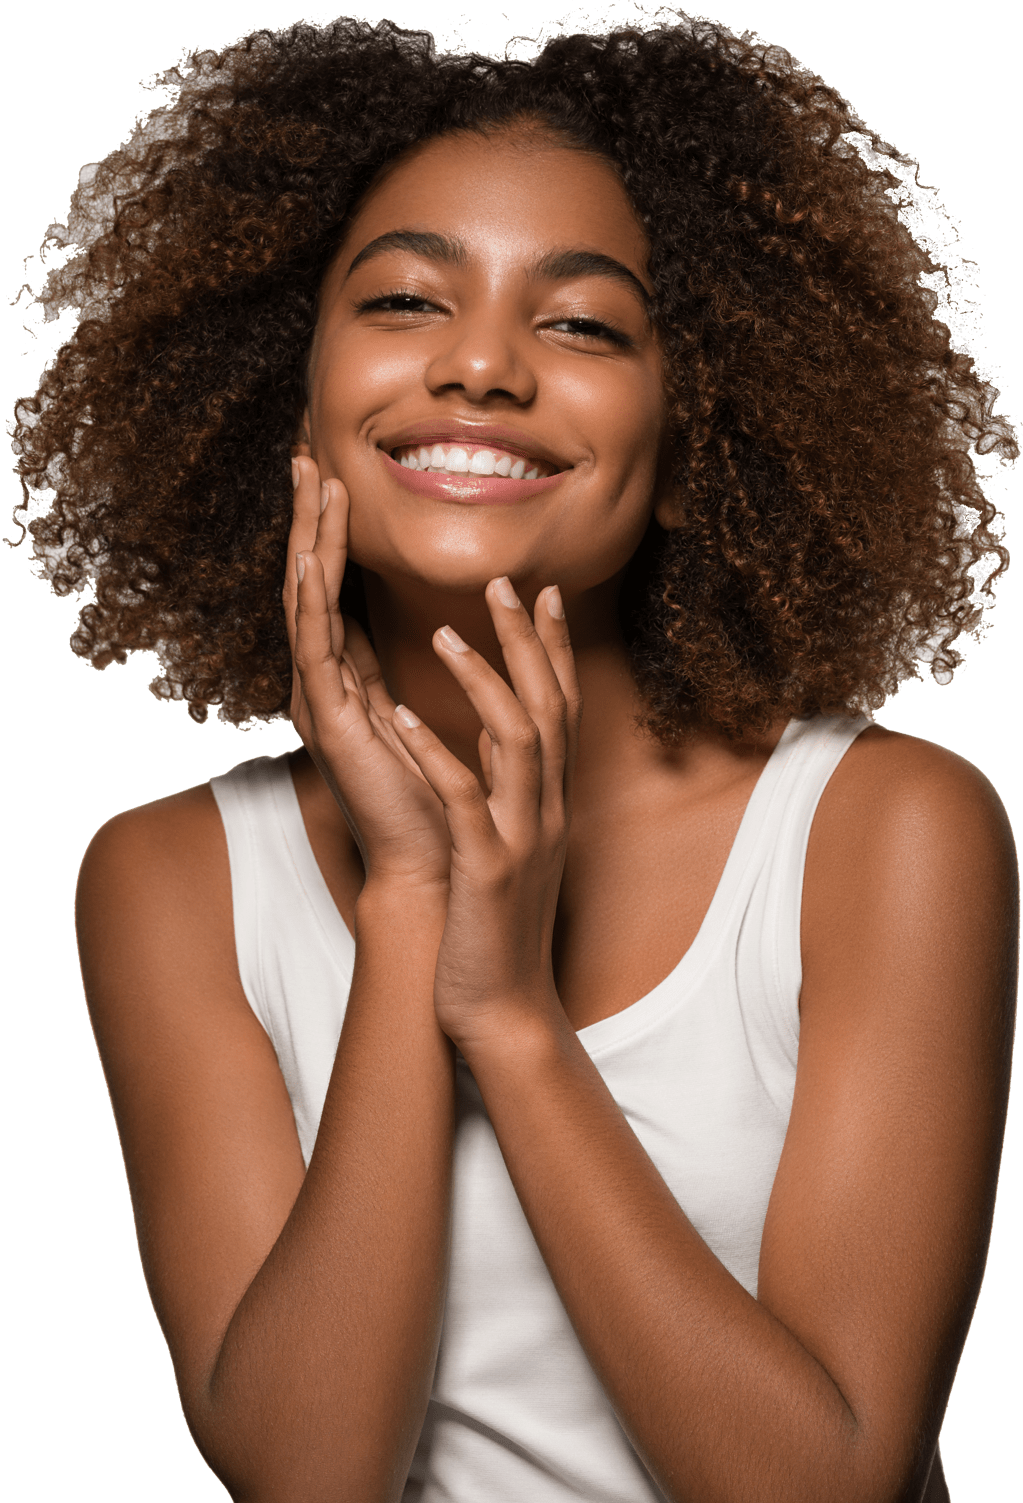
[194,882,453,1503]
[462,1008,866,1503]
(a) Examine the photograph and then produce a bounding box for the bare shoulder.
[817,721,1013,838]
[76,774,255,1068]
[801,720,1018,1058]
[805,723,1017,938]
[79,778,227,900]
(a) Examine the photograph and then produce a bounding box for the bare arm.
[473,743,1013,1503]
[78,462,458,1502]
[392,579,1017,1503]
[79,791,452,1503]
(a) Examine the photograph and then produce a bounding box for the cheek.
[558,361,666,473]
[310,328,418,454]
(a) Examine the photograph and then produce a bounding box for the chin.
[353,553,524,595]
[347,521,550,596]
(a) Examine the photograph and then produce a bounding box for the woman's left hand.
[390,577,582,1052]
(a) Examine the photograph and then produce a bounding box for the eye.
[352,289,440,315]
[547,317,634,350]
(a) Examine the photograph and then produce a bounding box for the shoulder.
[78,779,228,911]
[800,720,1017,1045]
[74,761,291,1040]
[76,780,240,1027]
[807,722,1016,909]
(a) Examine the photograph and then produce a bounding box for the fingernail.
[492,575,519,609]
[320,483,330,513]
[394,704,421,729]
[296,553,306,582]
[437,625,469,653]
[291,460,300,489]
[546,585,564,619]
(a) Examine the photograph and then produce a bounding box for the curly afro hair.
[12,13,1015,736]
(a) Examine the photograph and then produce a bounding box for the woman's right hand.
[284,457,451,892]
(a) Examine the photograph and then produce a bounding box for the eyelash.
[351,289,635,349]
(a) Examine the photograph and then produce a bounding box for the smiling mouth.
[390,441,561,480]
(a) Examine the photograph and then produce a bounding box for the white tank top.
[211,710,870,1502]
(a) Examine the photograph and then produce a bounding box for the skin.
[75,128,1017,1503]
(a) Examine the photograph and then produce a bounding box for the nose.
[423,308,537,406]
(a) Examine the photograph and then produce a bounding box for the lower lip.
[381,450,566,504]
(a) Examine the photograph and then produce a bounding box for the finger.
[330,644,427,787]
[334,618,432,782]
[365,693,434,784]
[390,703,494,851]
[531,584,583,809]
[484,577,572,814]
[432,623,543,825]
[293,547,351,734]
[343,617,395,722]
[311,478,349,659]
[284,456,324,646]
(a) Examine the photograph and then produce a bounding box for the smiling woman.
[303,132,669,629]
[11,14,1018,1503]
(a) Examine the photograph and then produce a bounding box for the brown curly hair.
[11,13,1015,736]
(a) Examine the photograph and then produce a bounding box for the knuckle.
[508,721,542,756]
[293,640,335,674]
[510,613,537,642]
[450,768,485,804]
[540,692,567,727]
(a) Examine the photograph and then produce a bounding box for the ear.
[653,490,681,529]
[292,407,312,459]
[651,436,681,529]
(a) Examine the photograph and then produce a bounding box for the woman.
[12,15,1017,1502]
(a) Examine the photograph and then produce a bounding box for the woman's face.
[305,127,671,600]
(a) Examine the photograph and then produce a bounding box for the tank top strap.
[207,751,354,1034]
[712,711,872,1092]
[703,711,869,925]
[210,753,356,1163]
[744,711,873,1031]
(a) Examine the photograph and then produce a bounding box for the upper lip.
[378,420,573,473]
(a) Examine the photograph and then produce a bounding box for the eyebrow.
[344,230,651,310]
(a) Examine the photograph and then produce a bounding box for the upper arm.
[757,727,1017,1498]
[76,785,307,1413]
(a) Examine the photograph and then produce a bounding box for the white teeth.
[394,442,552,477]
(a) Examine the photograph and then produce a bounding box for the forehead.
[333,130,650,286]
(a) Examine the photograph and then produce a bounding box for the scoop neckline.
[572,716,803,1055]
[275,718,803,1050]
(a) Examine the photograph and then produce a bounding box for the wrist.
[354,875,448,932]
[444,984,573,1068]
